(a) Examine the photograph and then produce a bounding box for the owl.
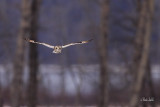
[25,38,93,54]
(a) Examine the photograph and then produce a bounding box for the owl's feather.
[25,38,54,48]
[62,39,93,48]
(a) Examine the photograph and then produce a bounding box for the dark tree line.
[98,0,155,106]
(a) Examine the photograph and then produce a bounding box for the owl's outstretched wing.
[62,39,93,48]
[25,38,54,49]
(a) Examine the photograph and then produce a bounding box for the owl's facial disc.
[53,46,62,54]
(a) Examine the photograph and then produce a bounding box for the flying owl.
[25,38,93,54]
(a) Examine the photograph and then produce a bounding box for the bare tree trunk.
[60,67,66,106]
[98,0,109,107]
[144,61,155,107]
[141,60,155,107]
[130,0,147,105]
[27,0,41,107]
[129,0,154,106]
[11,0,31,106]
[131,0,146,78]
[0,82,3,107]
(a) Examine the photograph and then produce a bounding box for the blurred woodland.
[0,0,160,107]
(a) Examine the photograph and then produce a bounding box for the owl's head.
[53,46,62,54]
